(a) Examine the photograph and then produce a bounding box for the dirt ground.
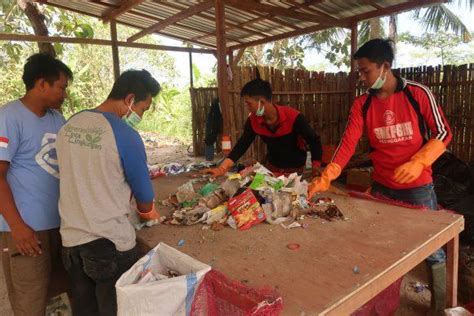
[0,132,446,315]
[140,131,208,166]
[0,268,12,316]
[396,264,431,315]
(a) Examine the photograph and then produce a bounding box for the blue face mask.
[122,98,142,128]
[255,101,265,117]
[370,66,387,90]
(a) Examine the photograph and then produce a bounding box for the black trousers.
[62,238,140,316]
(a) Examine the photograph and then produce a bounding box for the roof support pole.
[110,19,120,80]
[215,0,230,137]
[189,52,194,88]
[349,22,358,105]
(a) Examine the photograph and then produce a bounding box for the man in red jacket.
[308,39,452,314]
[205,77,322,177]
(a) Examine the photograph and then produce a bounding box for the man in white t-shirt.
[57,69,160,315]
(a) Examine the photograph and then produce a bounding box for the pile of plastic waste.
[159,163,345,231]
[148,161,216,178]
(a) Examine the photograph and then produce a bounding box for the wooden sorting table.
[137,174,464,315]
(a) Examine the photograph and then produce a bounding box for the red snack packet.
[228,189,266,230]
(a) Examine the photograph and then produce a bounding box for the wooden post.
[447,235,459,307]
[215,0,230,137]
[189,52,194,88]
[110,19,120,80]
[349,21,358,105]
[228,52,234,72]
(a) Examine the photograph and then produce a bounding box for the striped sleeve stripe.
[405,80,448,141]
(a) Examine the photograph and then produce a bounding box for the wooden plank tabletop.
[137,174,464,315]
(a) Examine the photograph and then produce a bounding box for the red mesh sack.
[351,278,403,316]
[190,269,283,316]
[464,301,474,313]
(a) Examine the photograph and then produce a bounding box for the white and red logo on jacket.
[0,136,8,148]
[373,111,414,144]
[383,110,395,126]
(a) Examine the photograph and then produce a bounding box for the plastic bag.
[116,243,211,316]
[228,189,266,230]
[434,175,469,209]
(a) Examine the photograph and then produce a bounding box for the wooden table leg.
[446,235,459,307]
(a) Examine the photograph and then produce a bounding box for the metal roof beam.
[145,1,270,39]
[229,24,328,51]
[224,0,331,25]
[102,0,145,23]
[35,0,218,48]
[285,0,340,24]
[0,32,216,54]
[128,0,214,42]
[347,0,446,23]
[229,0,445,51]
[191,13,275,42]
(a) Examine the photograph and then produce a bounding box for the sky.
[145,2,474,87]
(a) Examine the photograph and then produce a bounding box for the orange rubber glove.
[393,139,446,184]
[308,162,342,199]
[137,203,159,221]
[202,158,234,178]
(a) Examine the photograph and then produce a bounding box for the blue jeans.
[371,182,446,266]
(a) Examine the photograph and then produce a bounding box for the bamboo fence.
[190,64,474,162]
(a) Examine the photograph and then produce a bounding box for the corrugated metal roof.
[42,0,445,50]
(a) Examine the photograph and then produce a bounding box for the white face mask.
[370,66,387,90]
[122,98,142,128]
[255,100,265,116]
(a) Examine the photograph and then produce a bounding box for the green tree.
[238,39,305,70]
[0,1,96,105]
[240,44,265,66]
[0,4,194,141]
[300,28,351,68]
[191,63,216,87]
[300,1,471,69]
[413,0,473,41]
[400,31,465,67]
[265,39,305,70]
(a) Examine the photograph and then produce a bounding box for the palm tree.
[414,0,473,41]
[356,0,470,68]
[359,0,472,45]
[289,0,471,69]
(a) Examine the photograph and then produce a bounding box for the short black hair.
[22,53,73,91]
[353,38,395,66]
[107,69,161,102]
[240,78,272,100]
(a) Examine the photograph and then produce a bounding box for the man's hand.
[202,166,227,178]
[307,162,342,200]
[393,139,446,184]
[307,177,330,199]
[136,202,159,221]
[201,158,234,178]
[393,160,424,184]
[10,223,42,257]
[1,162,41,257]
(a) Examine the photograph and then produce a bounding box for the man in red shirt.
[205,77,322,177]
[308,39,452,314]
